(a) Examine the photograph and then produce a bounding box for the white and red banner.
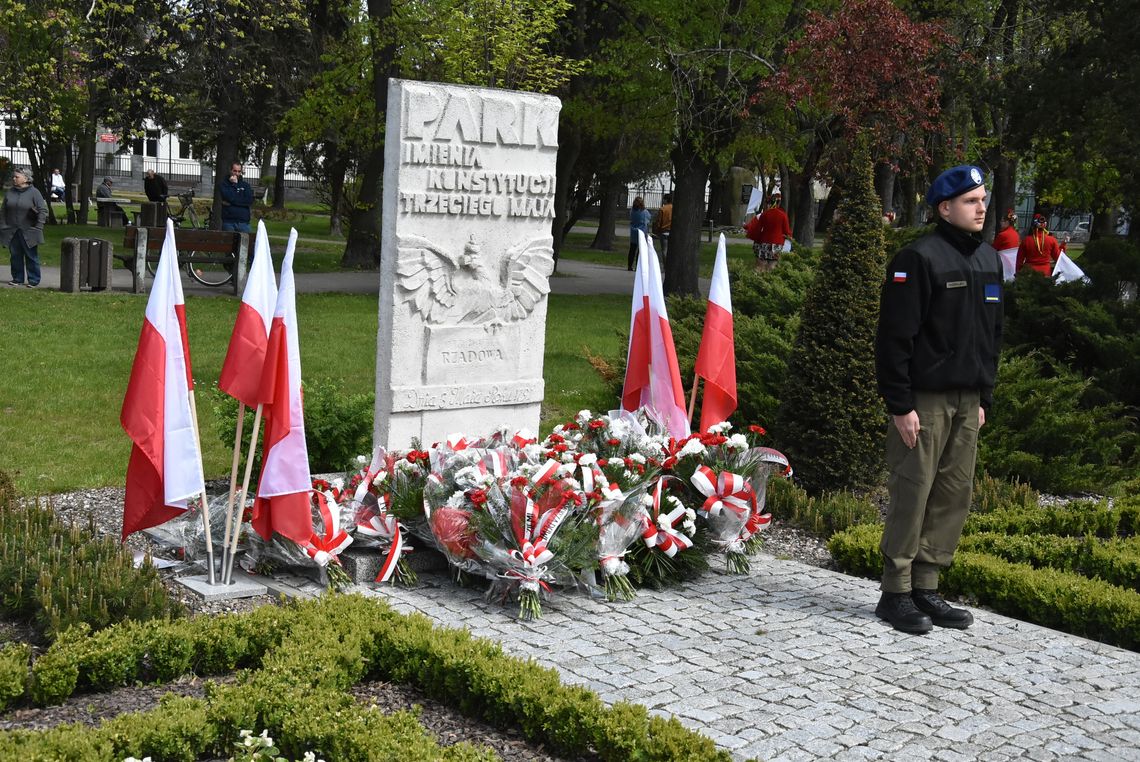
[621,231,690,439]
[120,219,204,538]
[251,229,314,543]
[693,233,737,432]
[1052,251,1090,285]
[218,219,277,407]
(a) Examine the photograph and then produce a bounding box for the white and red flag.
[251,229,314,543]
[693,233,737,432]
[120,219,205,538]
[218,220,277,406]
[621,231,690,439]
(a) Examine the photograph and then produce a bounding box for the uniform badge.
[893,272,907,283]
[984,283,1001,303]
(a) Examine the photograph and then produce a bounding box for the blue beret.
[926,165,985,206]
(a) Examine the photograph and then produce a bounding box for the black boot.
[911,589,974,629]
[875,592,933,634]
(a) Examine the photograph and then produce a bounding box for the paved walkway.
[268,554,1140,761]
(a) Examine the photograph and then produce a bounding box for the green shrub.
[965,496,1139,538]
[0,476,182,643]
[972,472,1039,514]
[0,642,29,711]
[776,154,886,494]
[959,532,1140,591]
[764,478,879,538]
[212,380,374,475]
[979,353,1139,493]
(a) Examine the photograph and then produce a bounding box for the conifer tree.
[775,150,886,494]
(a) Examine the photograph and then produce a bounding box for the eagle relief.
[395,233,554,328]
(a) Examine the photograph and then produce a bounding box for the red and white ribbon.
[356,505,410,583]
[690,465,755,518]
[304,491,353,567]
[354,448,398,503]
[641,478,693,557]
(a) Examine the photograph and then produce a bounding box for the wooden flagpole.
[225,403,264,585]
[186,389,216,585]
[219,403,247,585]
[688,373,701,426]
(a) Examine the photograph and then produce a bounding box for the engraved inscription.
[391,380,543,412]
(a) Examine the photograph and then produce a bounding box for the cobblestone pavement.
[280,555,1140,762]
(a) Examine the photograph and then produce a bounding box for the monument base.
[176,571,268,601]
[340,546,450,584]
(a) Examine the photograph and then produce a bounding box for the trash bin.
[60,238,114,292]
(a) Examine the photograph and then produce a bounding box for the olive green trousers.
[880,389,980,593]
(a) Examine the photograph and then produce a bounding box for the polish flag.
[218,220,277,406]
[694,234,737,432]
[251,229,314,543]
[120,219,205,538]
[621,231,690,439]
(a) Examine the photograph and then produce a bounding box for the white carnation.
[727,433,749,451]
[578,453,598,466]
[627,453,646,464]
[708,421,733,434]
[576,409,593,423]
[608,417,631,439]
[679,438,706,457]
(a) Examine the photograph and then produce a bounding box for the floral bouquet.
[578,454,649,602]
[671,422,788,574]
[239,489,353,590]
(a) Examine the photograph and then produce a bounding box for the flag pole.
[225,403,264,585]
[220,402,247,584]
[186,389,216,585]
[688,373,700,425]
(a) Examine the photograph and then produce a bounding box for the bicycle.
[146,190,235,287]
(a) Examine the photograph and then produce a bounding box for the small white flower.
[355,454,368,465]
[259,729,274,747]
[578,453,598,466]
[683,519,696,533]
[239,730,253,739]
[708,421,733,434]
[576,409,593,423]
[627,453,646,465]
[641,494,655,507]
[727,433,749,451]
[330,477,345,492]
[623,469,636,481]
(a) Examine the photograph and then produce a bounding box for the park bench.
[701,223,739,242]
[118,226,249,296]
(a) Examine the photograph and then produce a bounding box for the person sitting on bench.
[95,177,130,226]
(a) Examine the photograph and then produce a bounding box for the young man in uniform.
[874,165,1004,634]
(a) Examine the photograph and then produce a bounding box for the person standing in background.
[627,196,651,271]
[1016,214,1061,277]
[745,191,792,272]
[992,208,1020,282]
[144,169,169,203]
[218,162,253,233]
[651,193,673,262]
[1,168,48,287]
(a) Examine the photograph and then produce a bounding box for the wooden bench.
[95,197,140,228]
[118,226,249,295]
[702,224,738,242]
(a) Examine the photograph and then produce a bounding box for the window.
[132,130,160,157]
[177,140,193,160]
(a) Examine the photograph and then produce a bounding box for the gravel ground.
[2,485,834,759]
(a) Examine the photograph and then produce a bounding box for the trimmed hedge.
[828,524,1140,650]
[4,595,730,761]
[959,533,1140,591]
[964,496,1140,538]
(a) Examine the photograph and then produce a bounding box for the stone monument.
[375,79,561,449]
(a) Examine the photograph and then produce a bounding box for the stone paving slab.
[334,554,1140,762]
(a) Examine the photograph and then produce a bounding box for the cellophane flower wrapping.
[239,490,353,590]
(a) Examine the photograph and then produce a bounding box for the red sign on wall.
[98,133,116,143]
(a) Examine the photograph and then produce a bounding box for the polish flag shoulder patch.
[892,272,908,283]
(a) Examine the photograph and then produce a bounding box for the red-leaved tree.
[758,0,948,240]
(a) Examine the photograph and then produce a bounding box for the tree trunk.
[816,187,841,237]
[77,120,96,226]
[874,161,896,216]
[325,141,347,237]
[590,175,622,251]
[212,124,242,230]
[899,172,918,227]
[272,140,288,209]
[551,120,582,269]
[787,147,820,247]
[341,0,394,268]
[984,155,1017,242]
[664,138,709,297]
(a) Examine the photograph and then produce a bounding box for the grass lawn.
[0,290,627,494]
[557,230,758,278]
